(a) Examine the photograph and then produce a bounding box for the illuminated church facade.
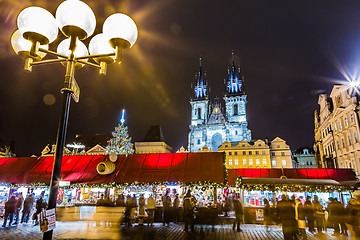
[188,56,251,152]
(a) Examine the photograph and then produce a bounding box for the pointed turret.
[225,51,243,96]
[193,58,208,100]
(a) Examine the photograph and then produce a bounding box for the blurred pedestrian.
[162,193,171,226]
[295,199,307,240]
[183,190,196,232]
[264,198,271,231]
[138,194,146,225]
[304,196,315,233]
[173,194,180,223]
[278,195,297,240]
[335,198,348,236]
[96,194,105,206]
[14,193,23,225]
[232,198,243,232]
[223,196,231,217]
[146,195,156,227]
[115,194,125,207]
[124,195,133,228]
[327,197,340,236]
[21,194,33,223]
[312,195,325,234]
[34,196,44,226]
[2,196,16,227]
[345,191,360,240]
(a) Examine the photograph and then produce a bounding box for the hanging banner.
[39,208,56,232]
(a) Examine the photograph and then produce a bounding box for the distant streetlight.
[11,0,138,239]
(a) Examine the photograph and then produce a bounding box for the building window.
[234,159,238,165]
[198,108,201,119]
[242,151,246,155]
[337,140,340,150]
[262,150,266,155]
[339,121,342,130]
[256,159,260,165]
[282,160,286,166]
[249,159,253,165]
[277,145,280,148]
[235,130,238,135]
[229,152,232,156]
[351,113,355,122]
[234,151,238,156]
[271,152,275,156]
[281,152,285,156]
[197,139,200,145]
[342,138,345,148]
[229,159,232,165]
[263,159,267,165]
[243,159,247,165]
[248,151,252,155]
[271,160,276,167]
[348,135,352,146]
[355,132,359,143]
[255,151,259,155]
[234,104,238,116]
[345,117,348,127]
[334,123,337,131]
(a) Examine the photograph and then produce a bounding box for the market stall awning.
[14,155,114,185]
[1,152,226,186]
[227,168,358,186]
[0,157,37,184]
[113,152,225,184]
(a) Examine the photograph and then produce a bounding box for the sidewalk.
[0,221,352,240]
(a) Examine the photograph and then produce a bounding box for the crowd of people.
[2,193,47,227]
[273,193,360,240]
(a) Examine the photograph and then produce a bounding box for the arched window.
[234,104,238,116]
[198,108,201,119]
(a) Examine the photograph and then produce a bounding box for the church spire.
[193,58,208,99]
[225,51,243,96]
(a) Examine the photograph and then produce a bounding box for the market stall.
[227,168,358,224]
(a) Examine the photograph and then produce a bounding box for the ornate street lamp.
[11,0,137,239]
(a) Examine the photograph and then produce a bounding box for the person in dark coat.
[2,196,16,227]
[34,196,44,226]
[304,196,315,233]
[183,191,196,232]
[232,198,243,232]
[21,194,33,223]
[295,199,307,240]
[173,194,180,223]
[263,198,271,231]
[312,195,325,234]
[14,193,23,225]
[223,196,231,217]
[96,194,105,206]
[278,195,297,240]
[162,194,171,226]
[327,197,340,235]
[335,198,348,236]
[345,193,360,239]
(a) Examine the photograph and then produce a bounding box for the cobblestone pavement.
[0,221,353,240]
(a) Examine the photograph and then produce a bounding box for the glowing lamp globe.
[56,0,96,40]
[17,6,58,45]
[11,30,48,60]
[102,13,138,49]
[57,38,88,67]
[89,33,116,63]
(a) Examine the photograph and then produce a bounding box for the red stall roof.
[2,152,225,185]
[113,152,225,184]
[227,168,358,186]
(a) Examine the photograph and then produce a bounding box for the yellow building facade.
[218,137,292,169]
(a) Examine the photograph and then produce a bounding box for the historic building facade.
[188,57,251,152]
[292,147,317,168]
[314,85,360,177]
[218,137,293,169]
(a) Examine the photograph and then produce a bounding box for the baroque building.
[218,137,293,169]
[314,85,360,177]
[292,147,316,168]
[188,56,251,152]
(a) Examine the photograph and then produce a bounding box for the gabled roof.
[143,125,165,142]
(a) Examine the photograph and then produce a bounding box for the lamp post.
[11,0,138,239]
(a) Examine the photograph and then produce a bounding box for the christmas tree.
[106,110,134,155]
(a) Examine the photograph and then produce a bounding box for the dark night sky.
[1,0,360,156]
